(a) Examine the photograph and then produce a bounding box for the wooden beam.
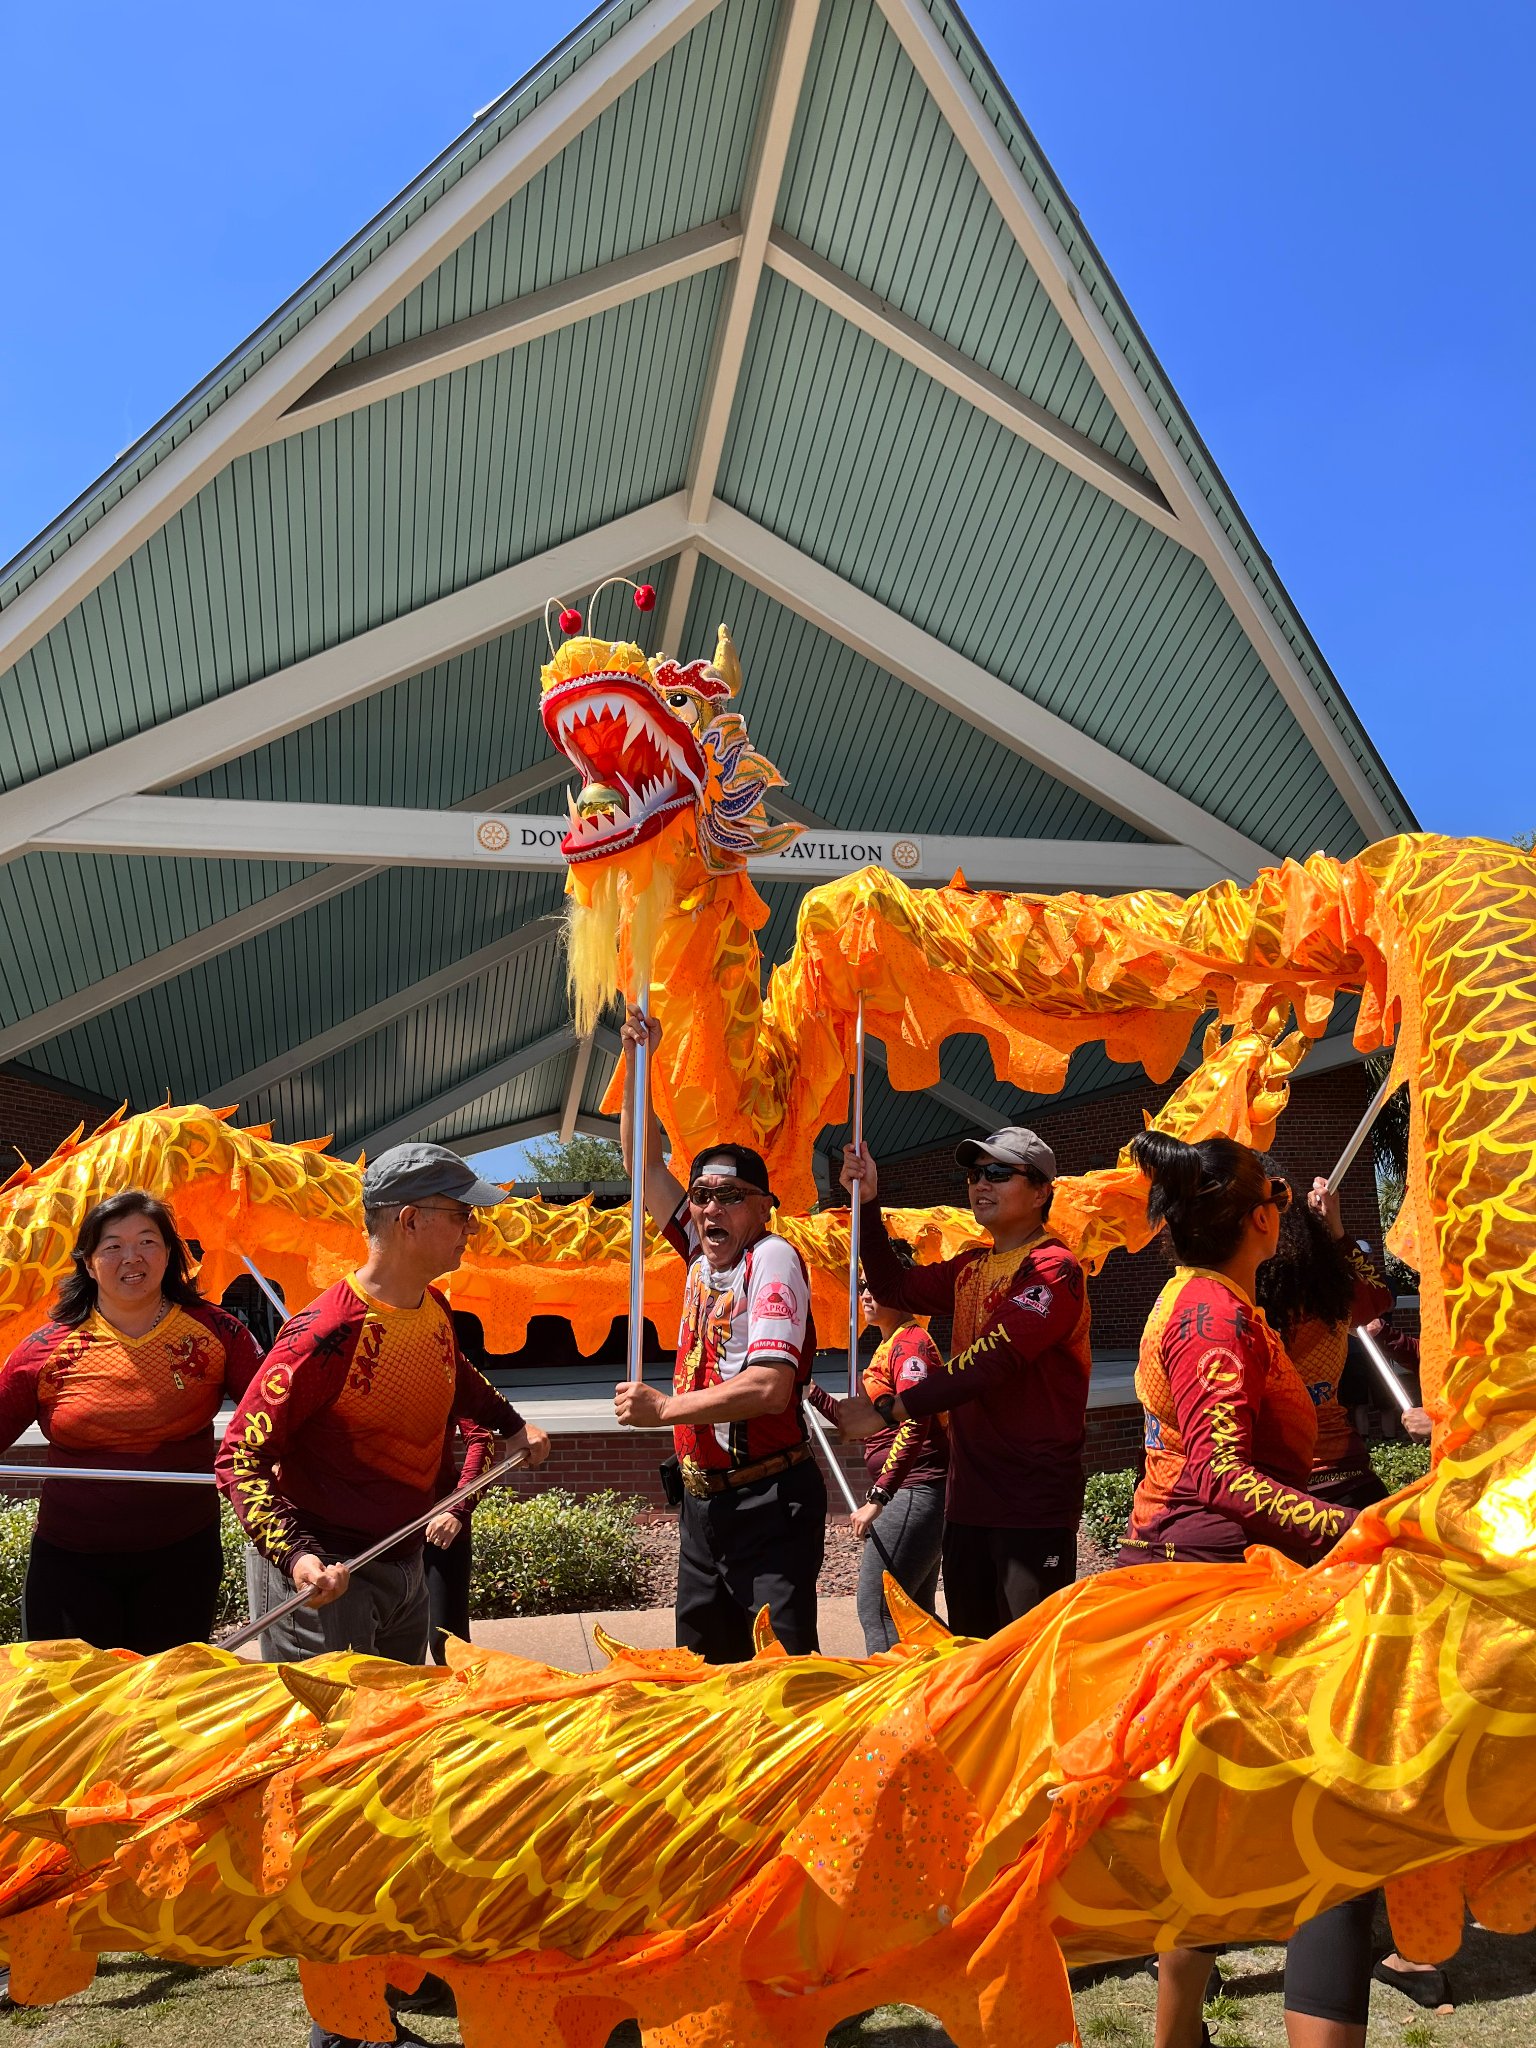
[699,502,1277,876]
[682,0,823,524]
[558,1032,597,1142]
[276,219,743,436]
[33,793,1234,891]
[346,1026,579,1160]
[0,758,574,1064]
[764,231,1180,539]
[455,1110,617,1159]
[0,494,692,865]
[208,916,562,1108]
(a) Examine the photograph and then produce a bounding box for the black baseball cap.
[687,1143,775,1203]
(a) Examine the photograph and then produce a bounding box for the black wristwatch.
[866,1484,892,1508]
[871,1393,898,1428]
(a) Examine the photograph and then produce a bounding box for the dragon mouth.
[541,672,705,862]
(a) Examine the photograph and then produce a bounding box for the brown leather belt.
[679,1442,812,1499]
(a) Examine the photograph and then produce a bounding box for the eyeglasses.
[687,1183,757,1209]
[966,1163,1041,1185]
[1258,1178,1293,1213]
[409,1203,476,1224]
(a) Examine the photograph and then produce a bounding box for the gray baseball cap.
[361,1142,507,1210]
[955,1127,1057,1180]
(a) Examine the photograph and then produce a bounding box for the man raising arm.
[614,1004,825,1662]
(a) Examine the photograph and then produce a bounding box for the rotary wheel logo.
[891,839,921,871]
[476,819,511,852]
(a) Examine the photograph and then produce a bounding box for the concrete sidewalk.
[469,1594,872,1670]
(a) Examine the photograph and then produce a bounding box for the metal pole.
[847,993,866,1399]
[221,1449,529,1653]
[804,1403,895,1573]
[1325,1068,1396,1196]
[241,1254,290,1325]
[0,1464,214,1486]
[1353,1323,1413,1415]
[628,987,651,1385]
[805,1404,861,1514]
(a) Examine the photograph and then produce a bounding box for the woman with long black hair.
[0,1189,263,1652]
[1123,1130,1375,2048]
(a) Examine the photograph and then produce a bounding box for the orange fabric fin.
[884,1576,953,1647]
[1,1900,97,2003]
[298,1958,396,2039]
[1385,1863,1468,1963]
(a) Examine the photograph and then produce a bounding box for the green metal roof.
[0,0,1413,1166]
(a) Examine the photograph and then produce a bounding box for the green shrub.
[0,1499,34,1641]
[1082,1468,1137,1553]
[468,1488,645,1617]
[1,1489,647,1641]
[1370,1438,1432,1493]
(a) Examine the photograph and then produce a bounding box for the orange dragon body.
[0,620,1531,2047]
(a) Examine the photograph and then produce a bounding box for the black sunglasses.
[687,1183,757,1209]
[1260,1177,1293,1213]
[966,1162,1040,1185]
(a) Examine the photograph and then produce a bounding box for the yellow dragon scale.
[1,834,1534,2048]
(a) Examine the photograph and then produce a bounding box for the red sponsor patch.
[1013,1283,1053,1317]
[755,1282,799,1321]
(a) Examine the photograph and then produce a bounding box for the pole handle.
[221,1448,529,1653]
[1352,1324,1413,1415]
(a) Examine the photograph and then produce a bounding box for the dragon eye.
[664,690,701,727]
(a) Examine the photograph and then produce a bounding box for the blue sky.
[2,1,1530,871]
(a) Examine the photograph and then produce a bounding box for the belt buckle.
[680,1460,712,1500]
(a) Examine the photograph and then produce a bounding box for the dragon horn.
[713,623,742,697]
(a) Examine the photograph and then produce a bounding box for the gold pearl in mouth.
[576,783,624,817]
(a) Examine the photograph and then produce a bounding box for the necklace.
[100,1294,172,1340]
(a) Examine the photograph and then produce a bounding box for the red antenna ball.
[633,583,657,613]
[558,607,583,634]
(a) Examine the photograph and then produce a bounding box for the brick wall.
[0,1065,117,1179]
[878,1063,1382,1352]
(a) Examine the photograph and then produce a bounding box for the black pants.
[423,1529,472,1664]
[941,1522,1076,1637]
[676,1456,826,1662]
[23,1522,224,1653]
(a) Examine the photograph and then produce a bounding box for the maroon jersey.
[860,1207,1091,1528]
[1125,1269,1354,1565]
[0,1301,262,1552]
[662,1213,817,1471]
[216,1274,523,1571]
[808,1323,948,1491]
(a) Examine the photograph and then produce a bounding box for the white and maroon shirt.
[662,1212,816,1470]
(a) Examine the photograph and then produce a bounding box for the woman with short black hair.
[0,1189,263,1652]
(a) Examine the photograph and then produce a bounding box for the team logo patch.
[1013,1283,1054,1316]
[756,1282,798,1321]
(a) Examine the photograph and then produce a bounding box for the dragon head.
[540,623,798,874]
[540,614,801,1036]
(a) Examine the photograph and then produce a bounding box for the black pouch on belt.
[659,1455,685,1509]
